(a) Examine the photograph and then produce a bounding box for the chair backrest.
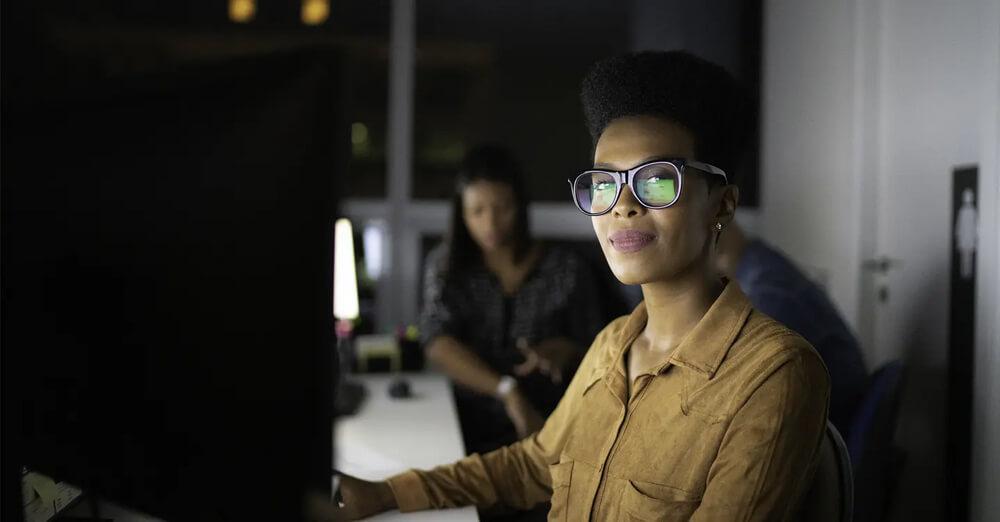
[848,360,904,465]
[797,421,854,522]
[849,360,905,522]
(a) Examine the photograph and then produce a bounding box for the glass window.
[333,0,392,198]
[411,1,762,207]
[412,1,631,201]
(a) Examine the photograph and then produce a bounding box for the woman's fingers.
[304,491,350,522]
[512,357,537,377]
[305,474,394,521]
[512,345,540,376]
[516,338,574,384]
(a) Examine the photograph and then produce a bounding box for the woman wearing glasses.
[420,144,609,458]
[316,51,830,522]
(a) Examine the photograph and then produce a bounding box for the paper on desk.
[22,472,83,522]
[23,472,60,506]
[336,439,408,480]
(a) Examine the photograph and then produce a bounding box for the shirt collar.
[595,280,753,381]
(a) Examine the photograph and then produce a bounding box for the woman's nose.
[613,184,642,218]
[484,211,499,228]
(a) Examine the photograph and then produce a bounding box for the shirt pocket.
[546,460,574,522]
[621,479,701,522]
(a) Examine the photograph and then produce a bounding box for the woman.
[316,51,830,522]
[421,144,608,455]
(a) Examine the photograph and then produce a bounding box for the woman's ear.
[713,184,739,228]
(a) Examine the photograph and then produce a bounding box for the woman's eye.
[594,182,614,191]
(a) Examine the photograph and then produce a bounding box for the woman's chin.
[477,241,504,253]
[610,265,656,286]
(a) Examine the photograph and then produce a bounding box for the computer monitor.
[3,45,342,521]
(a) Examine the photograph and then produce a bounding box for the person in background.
[419,144,606,457]
[312,51,830,522]
[717,222,868,434]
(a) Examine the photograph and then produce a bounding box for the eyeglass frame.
[567,158,728,216]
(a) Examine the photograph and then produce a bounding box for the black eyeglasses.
[567,158,728,216]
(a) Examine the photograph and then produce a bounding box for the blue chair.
[797,421,854,522]
[847,360,905,522]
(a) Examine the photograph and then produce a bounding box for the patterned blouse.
[419,242,607,451]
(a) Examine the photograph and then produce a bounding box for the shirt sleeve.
[418,248,460,346]
[690,342,830,522]
[385,327,609,512]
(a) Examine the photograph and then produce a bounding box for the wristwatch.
[495,375,517,399]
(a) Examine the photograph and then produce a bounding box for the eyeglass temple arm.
[686,161,728,184]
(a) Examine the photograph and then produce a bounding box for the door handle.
[862,256,902,274]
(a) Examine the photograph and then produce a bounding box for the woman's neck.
[483,245,514,271]
[482,242,520,272]
[638,266,723,354]
[483,241,542,295]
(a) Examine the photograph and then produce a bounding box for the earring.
[715,223,723,231]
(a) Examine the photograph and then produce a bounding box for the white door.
[852,0,1000,520]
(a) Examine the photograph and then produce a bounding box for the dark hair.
[580,50,753,180]
[442,144,532,277]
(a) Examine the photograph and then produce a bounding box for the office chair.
[797,421,854,522]
[849,360,906,522]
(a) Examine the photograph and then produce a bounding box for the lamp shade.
[333,218,360,320]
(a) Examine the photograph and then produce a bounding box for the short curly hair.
[580,50,753,178]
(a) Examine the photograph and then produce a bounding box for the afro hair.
[580,50,753,178]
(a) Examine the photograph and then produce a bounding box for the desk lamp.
[333,218,359,342]
[333,218,365,414]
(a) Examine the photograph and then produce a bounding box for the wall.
[760,0,863,332]
[971,1,1000,518]
[761,0,999,519]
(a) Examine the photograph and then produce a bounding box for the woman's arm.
[425,334,504,396]
[419,250,509,396]
[514,251,610,383]
[322,325,614,521]
[427,335,544,437]
[419,247,543,435]
[690,344,830,521]
[388,334,604,513]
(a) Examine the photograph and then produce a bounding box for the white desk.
[335,374,479,521]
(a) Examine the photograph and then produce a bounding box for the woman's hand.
[303,473,396,522]
[502,389,545,438]
[513,337,580,384]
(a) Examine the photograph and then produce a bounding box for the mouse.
[388,377,412,399]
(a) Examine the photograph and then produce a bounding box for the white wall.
[761,0,1000,519]
[876,2,999,519]
[971,1,1000,518]
[760,0,864,332]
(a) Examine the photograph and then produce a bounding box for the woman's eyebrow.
[593,155,675,170]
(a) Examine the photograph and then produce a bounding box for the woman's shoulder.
[699,309,830,419]
[425,242,447,262]
[535,242,588,273]
[423,243,449,276]
[727,309,830,386]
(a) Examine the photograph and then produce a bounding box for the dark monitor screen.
[3,46,341,521]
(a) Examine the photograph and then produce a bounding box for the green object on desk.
[355,334,401,373]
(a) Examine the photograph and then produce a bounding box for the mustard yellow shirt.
[388,282,830,521]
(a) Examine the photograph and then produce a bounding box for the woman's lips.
[609,230,656,253]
